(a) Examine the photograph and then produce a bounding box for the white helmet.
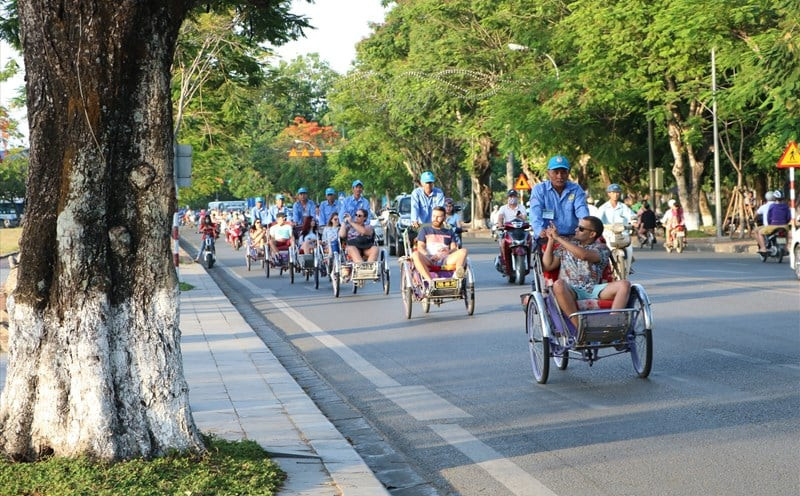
[773,190,783,200]
[667,199,676,207]
[765,191,775,201]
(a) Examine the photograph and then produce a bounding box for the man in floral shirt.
[542,215,631,329]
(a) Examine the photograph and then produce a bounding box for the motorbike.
[603,223,633,280]
[634,218,659,250]
[200,233,217,269]
[760,226,789,263]
[494,218,532,285]
[227,222,244,250]
[665,225,686,253]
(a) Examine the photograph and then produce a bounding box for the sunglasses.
[576,226,595,233]
[355,214,365,218]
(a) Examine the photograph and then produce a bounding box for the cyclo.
[330,212,390,297]
[399,226,475,319]
[264,214,298,283]
[522,235,653,384]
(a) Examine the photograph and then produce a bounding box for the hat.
[507,189,518,196]
[444,197,454,205]
[275,194,284,200]
[547,155,570,170]
[668,199,676,207]
[420,171,435,183]
[773,190,783,199]
[255,197,264,203]
[297,187,308,194]
[325,187,336,195]
[276,211,286,218]
[352,179,363,188]
[606,183,622,193]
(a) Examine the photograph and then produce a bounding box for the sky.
[0,1,389,146]
[273,0,388,73]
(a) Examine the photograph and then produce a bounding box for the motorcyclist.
[410,171,445,228]
[661,199,685,248]
[529,155,589,240]
[444,198,463,247]
[756,190,791,253]
[636,201,657,245]
[496,190,529,274]
[195,214,219,261]
[597,183,634,265]
[755,190,775,227]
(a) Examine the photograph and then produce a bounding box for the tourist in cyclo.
[297,216,319,255]
[267,212,294,264]
[321,212,342,255]
[339,208,378,263]
[541,216,631,329]
[412,206,468,286]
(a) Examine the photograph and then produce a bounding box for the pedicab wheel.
[421,297,430,313]
[794,245,800,280]
[401,267,413,319]
[463,283,475,316]
[246,252,251,271]
[353,281,358,294]
[289,262,295,284]
[553,351,568,370]
[314,264,320,289]
[525,295,550,384]
[515,254,526,286]
[629,290,653,378]
[265,259,270,278]
[332,271,340,298]
[381,252,390,295]
[760,252,768,262]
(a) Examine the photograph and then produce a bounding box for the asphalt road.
[184,229,800,496]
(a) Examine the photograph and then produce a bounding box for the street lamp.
[507,43,560,80]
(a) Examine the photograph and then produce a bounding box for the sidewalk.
[0,260,389,496]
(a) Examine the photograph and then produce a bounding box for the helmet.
[773,190,783,199]
[765,191,775,201]
[668,199,676,207]
[444,197,454,205]
[606,183,622,193]
[420,171,435,183]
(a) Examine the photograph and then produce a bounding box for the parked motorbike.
[665,225,686,253]
[760,226,789,263]
[494,218,532,285]
[603,223,633,280]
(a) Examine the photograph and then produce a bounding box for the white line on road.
[429,423,558,496]
[705,348,771,364]
[378,385,471,421]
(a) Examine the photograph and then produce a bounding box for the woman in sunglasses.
[542,215,631,329]
[339,208,379,262]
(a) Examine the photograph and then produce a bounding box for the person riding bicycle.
[412,206,468,285]
[339,208,378,262]
[661,199,685,248]
[267,212,294,264]
[410,171,445,228]
[530,155,589,240]
[339,180,371,222]
[541,216,631,330]
[195,214,219,261]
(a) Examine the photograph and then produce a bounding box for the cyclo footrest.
[572,309,636,346]
[352,261,379,280]
[428,277,461,297]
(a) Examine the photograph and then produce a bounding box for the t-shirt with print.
[555,240,610,293]
[416,226,455,264]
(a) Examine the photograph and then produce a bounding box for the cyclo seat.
[540,241,616,310]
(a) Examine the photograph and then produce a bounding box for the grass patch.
[0,227,22,255]
[179,281,195,291]
[687,229,712,238]
[0,434,285,496]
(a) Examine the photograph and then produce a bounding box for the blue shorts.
[571,283,608,300]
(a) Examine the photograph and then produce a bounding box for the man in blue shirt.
[339,179,371,221]
[529,155,589,239]
[318,187,340,226]
[250,197,269,225]
[292,187,317,225]
[266,194,289,225]
[410,171,445,227]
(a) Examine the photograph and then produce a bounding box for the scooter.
[603,223,633,280]
[200,234,216,269]
[495,218,532,285]
[665,225,686,253]
[227,222,244,250]
[760,226,789,263]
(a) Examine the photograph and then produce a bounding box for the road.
[183,229,800,496]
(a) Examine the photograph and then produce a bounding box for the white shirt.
[597,201,633,225]
[756,201,774,225]
[498,203,527,225]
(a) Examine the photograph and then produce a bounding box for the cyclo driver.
[412,206,468,286]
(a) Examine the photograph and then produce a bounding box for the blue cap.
[275,194,284,200]
[255,197,264,203]
[420,171,435,183]
[352,179,363,188]
[297,187,308,194]
[325,187,336,195]
[547,155,570,170]
[606,183,622,193]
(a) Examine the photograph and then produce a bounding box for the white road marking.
[429,423,558,496]
[378,385,471,421]
[778,363,800,371]
[705,348,771,364]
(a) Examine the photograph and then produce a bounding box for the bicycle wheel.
[421,297,430,313]
[526,295,550,384]
[629,289,653,378]
[464,266,475,316]
[553,351,568,370]
[401,265,413,319]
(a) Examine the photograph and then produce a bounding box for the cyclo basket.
[572,308,636,346]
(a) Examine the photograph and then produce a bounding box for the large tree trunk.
[468,135,495,229]
[0,0,203,461]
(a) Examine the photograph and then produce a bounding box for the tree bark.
[1,0,203,461]
[468,135,495,229]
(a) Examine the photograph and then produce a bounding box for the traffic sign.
[288,147,299,158]
[777,141,800,168]
[514,173,531,191]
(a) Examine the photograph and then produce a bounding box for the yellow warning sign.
[777,141,800,168]
[312,147,323,157]
[514,173,531,191]
[301,147,311,157]
[288,147,299,158]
